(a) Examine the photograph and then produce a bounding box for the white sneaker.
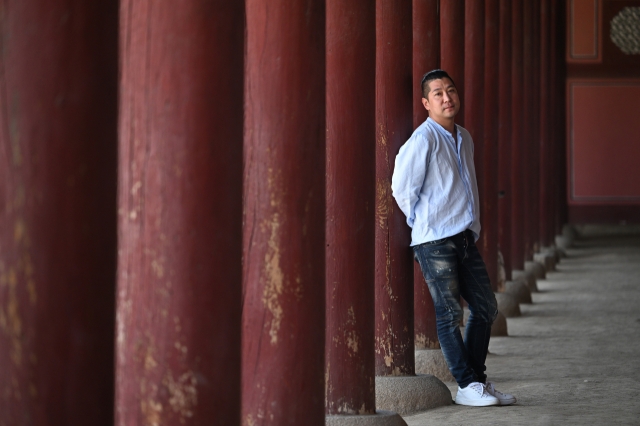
[454,382,500,406]
[485,381,517,405]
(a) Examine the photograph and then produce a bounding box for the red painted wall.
[566,0,640,223]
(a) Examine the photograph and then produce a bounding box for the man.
[391,69,516,407]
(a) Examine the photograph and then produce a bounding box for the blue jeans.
[413,229,498,388]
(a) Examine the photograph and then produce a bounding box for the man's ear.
[421,97,430,112]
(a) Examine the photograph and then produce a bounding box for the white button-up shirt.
[391,117,481,246]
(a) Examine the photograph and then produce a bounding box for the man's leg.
[458,231,498,385]
[413,239,476,388]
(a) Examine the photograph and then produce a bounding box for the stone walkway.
[403,233,640,425]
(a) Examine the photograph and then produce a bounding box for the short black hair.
[421,69,456,98]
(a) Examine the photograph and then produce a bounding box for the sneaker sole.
[497,397,517,405]
[454,395,500,407]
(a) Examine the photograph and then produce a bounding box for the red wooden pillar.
[116,2,244,425]
[464,0,485,213]
[510,0,526,271]
[550,0,566,235]
[375,0,414,377]
[522,0,535,261]
[413,0,440,350]
[553,0,568,234]
[498,0,513,283]
[413,0,440,128]
[483,0,500,290]
[539,0,553,247]
[242,1,326,425]
[440,0,465,125]
[325,0,376,415]
[528,0,541,254]
[0,2,117,425]
[550,0,560,238]
[510,1,526,270]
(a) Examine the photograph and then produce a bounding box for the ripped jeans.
[413,229,498,388]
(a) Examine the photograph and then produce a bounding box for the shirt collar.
[427,117,458,140]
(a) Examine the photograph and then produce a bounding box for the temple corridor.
[2,0,639,425]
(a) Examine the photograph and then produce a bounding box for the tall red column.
[483,0,500,290]
[243,1,326,425]
[550,0,560,238]
[510,0,526,271]
[325,0,376,416]
[116,2,244,425]
[413,0,440,128]
[522,0,535,261]
[0,2,117,424]
[498,0,513,283]
[553,0,563,237]
[375,0,414,377]
[531,0,542,252]
[552,0,568,234]
[462,0,488,278]
[539,0,551,246]
[440,0,465,125]
[413,0,440,351]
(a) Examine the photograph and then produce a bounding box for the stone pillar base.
[541,246,562,263]
[495,292,521,317]
[462,309,508,336]
[555,234,573,250]
[513,269,538,292]
[533,252,556,272]
[326,410,408,426]
[505,279,532,304]
[525,260,546,280]
[491,311,508,336]
[375,375,451,415]
[562,224,578,240]
[415,349,454,382]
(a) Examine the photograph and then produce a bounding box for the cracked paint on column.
[163,370,198,422]
[262,213,284,345]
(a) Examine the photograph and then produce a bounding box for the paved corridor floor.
[403,233,640,425]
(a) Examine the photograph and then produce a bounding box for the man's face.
[422,78,460,121]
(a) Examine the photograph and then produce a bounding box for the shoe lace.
[468,382,487,396]
[486,381,505,397]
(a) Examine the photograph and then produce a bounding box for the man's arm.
[391,133,429,228]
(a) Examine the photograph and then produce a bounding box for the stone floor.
[403,232,640,425]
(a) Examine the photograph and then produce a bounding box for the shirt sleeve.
[391,133,430,228]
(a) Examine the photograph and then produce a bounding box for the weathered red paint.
[483,0,501,290]
[413,0,440,128]
[412,0,441,349]
[522,0,535,260]
[539,0,553,247]
[375,0,415,377]
[242,1,326,425]
[498,0,513,282]
[440,0,466,125]
[510,0,526,270]
[116,1,243,425]
[325,0,376,415]
[0,2,117,424]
